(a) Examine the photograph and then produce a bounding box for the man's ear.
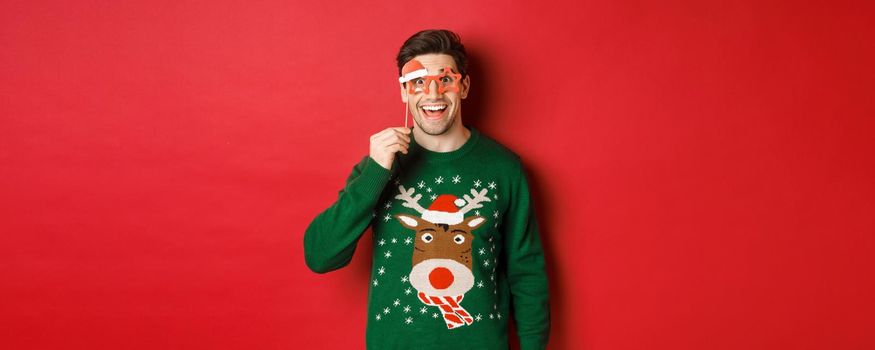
[395,214,423,230]
[460,75,471,99]
[400,83,409,103]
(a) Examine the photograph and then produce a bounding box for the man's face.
[400,54,470,136]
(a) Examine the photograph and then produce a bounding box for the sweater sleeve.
[303,156,393,274]
[503,160,551,349]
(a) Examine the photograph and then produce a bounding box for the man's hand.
[369,127,411,170]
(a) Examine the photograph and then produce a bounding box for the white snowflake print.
[435,176,444,184]
[432,313,439,318]
[401,276,409,283]
[474,210,480,216]
[494,304,498,310]
[417,181,425,189]
[403,305,411,313]
[403,237,412,245]
[384,307,391,314]
[372,279,379,286]
[489,314,494,319]
[390,237,397,244]
[393,299,401,307]
[429,194,437,201]
[474,179,482,188]
[405,317,413,325]
[378,266,385,275]
[483,260,490,267]
[383,214,391,222]
[452,175,461,184]
[376,314,382,321]
[420,306,428,314]
[494,222,499,228]
[404,287,412,295]
[488,181,497,190]
[384,251,392,258]
[378,239,386,246]
[393,178,401,185]
[493,210,499,218]
[477,280,484,288]
[384,201,392,209]
[497,312,502,319]
[478,248,486,255]
[372,212,376,217]
[494,193,499,200]
[426,187,432,193]
[475,314,482,321]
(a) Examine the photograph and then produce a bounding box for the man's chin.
[415,116,454,135]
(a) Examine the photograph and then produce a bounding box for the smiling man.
[304,29,550,350]
[400,53,467,138]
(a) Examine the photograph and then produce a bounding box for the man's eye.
[441,77,452,83]
[414,79,425,85]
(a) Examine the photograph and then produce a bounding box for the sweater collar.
[409,126,480,163]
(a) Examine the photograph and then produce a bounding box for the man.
[304,29,550,350]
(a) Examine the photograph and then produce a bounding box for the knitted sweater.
[304,126,550,349]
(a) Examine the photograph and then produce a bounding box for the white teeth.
[422,105,447,111]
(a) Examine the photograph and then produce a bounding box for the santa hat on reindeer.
[421,194,468,225]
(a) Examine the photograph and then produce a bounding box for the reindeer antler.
[459,188,491,214]
[394,185,427,214]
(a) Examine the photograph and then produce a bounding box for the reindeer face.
[396,214,486,268]
[395,214,486,297]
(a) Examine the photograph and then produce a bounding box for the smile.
[420,104,448,120]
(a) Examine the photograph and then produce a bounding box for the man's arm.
[503,159,551,349]
[303,155,392,273]
[303,127,410,273]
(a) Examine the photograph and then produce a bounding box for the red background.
[2,1,873,349]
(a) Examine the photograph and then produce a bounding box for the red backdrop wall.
[2,1,873,349]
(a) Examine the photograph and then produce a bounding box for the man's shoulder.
[472,128,524,169]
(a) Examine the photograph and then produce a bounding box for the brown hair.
[397,29,469,80]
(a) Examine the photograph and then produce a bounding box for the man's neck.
[413,123,471,153]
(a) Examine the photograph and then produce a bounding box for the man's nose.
[425,80,441,97]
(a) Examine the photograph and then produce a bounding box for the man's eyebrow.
[429,67,455,74]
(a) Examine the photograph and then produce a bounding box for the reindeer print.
[394,185,490,329]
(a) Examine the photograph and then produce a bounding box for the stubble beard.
[413,106,457,136]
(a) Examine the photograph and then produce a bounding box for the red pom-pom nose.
[429,267,454,290]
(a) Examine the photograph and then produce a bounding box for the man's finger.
[382,138,409,150]
[377,132,401,144]
[390,127,412,134]
[388,144,408,154]
[380,130,410,144]
[371,129,390,140]
[392,130,411,143]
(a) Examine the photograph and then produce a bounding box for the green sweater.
[304,126,550,349]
